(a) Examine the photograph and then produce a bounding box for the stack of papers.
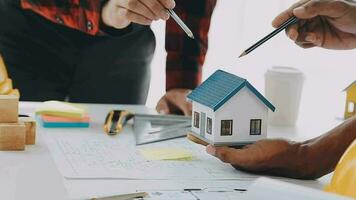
[36,101,90,128]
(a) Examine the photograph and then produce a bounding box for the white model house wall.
[191,101,215,142]
[214,87,268,143]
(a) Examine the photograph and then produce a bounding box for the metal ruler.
[133,114,191,145]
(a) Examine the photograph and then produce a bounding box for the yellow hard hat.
[0,55,9,84]
[324,139,356,198]
[0,55,20,97]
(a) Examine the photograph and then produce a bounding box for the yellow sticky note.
[36,101,86,118]
[139,147,194,161]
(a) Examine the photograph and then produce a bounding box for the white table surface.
[0,102,341,200]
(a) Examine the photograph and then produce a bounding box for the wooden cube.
[0,95,18,123]
[19,117,36,145]
[0,122,26,151]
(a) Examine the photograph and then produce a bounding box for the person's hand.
[102,0,175,29]
[156,89,192,116]
[205,139,318,179]
[272,0,356,49]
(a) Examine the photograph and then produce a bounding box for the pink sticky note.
[41,115,90,123]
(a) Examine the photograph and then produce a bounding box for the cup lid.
[266,66,304,79]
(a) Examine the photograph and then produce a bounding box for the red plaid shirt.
[21,0,217,91]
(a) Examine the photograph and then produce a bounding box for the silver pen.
[166,9,194,39]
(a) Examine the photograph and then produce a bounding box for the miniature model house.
[344,81,356,119]
[187,70,275,146]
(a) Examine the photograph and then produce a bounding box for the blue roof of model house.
[187,70,275,112]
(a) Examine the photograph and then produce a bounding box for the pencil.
[239,16,299,58]
[166,9,194,39]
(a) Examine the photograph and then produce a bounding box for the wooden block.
[0,122,26,151]
[0,95,18,123]
[19,117,36,145]
[187,133,209,146]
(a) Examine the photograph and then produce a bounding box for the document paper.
[44,128,258,180]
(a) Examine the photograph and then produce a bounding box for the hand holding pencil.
[240,0,356,57]
[239,16,298,58]
[101,0,175,29]
[101,0,194,38]
[272,0,356,50]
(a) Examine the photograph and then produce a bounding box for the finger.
[295,41,316,49]
[285,18,311,42]
[286,24,299,41]
[109,7,132,29]
[272,0,309,28]
[179,102,192,116]
[124,0,156,20]
[206,145,217,155]
[293,0,349,19]
[272,10,295,28]
[300,43,317,48]
[294,29,321,48]
[140,0,169,20]
[305,32,316,42]
[156,98,170,114]
[124,9,153,25]
[158,0,175,9]
[304,32,323,45]
[168,92,192,116]
[207,145,250,165]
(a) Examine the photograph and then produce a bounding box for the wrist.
[294,142,320,179]
[274,141,315,179]
[296,116,356,179]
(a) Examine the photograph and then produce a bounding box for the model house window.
[250,119,262,135]
[207,117,212,134]
[194,112,200,128]
[348,102,355,113]
[221,120,233,136]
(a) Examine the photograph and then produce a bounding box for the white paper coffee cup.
[265,66,305,126]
